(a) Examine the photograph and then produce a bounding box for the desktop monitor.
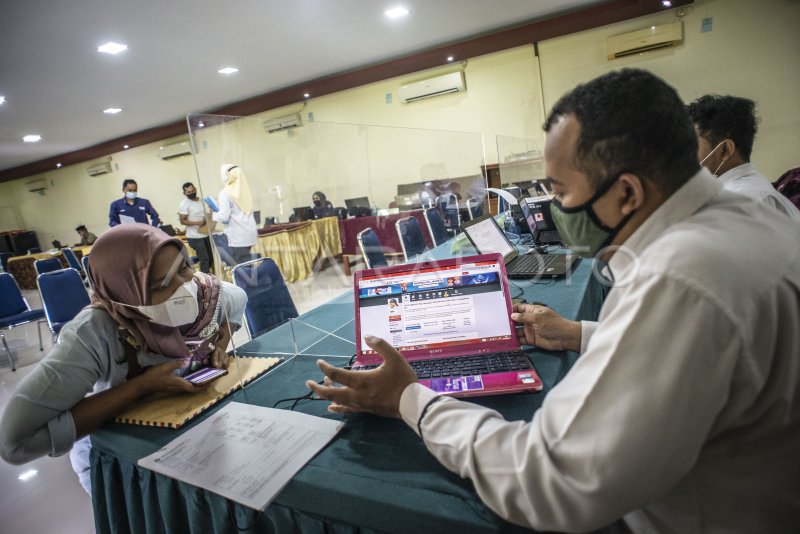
[253,210,261,225]
[345,197,372,217]
[293,207,314,221]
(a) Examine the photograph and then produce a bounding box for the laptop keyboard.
[352,351,533,379]
[511,253,561,272]
[537,230,561,244]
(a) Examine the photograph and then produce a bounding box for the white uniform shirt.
[178,197,208,239]
[398,170,800,533]
[212,189,257,247]
[718,162,800,220]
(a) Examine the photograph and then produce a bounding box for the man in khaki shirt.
[308,69,800,532]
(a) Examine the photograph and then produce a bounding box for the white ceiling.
[0,0,603,173]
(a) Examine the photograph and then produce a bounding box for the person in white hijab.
[212,164,258,264]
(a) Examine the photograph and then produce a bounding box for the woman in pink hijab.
[0,224,247,493]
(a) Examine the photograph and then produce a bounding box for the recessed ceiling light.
[123,145,129,149]
[18,469,37,481]
[103,108,122,114]
[218,67,238,75]
[385,6,409,18]
[98,42,128,55]
[661,0,672,6]
[303,93,310,98]
[0,96,5,105]
[56,163,62,168]
[447,56,454,62]
[23,134,42,143]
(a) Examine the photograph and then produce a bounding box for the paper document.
[119,214,136,224]
[138,402,342,510]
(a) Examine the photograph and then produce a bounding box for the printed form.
[138,402,342,510]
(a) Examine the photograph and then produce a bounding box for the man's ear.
[617,173,645,215]
[720,138,736,158]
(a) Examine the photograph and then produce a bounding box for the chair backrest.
[466,197,483,220]
[396,217,427,261]
[0,251,12,272]
[232,258,298,338]
[0,272,31,317]
[61,247,82,272]
[34,257,62,275]
[423,208,450,247]
[27,247,41,254]
[37,268,91,332]
[357,228,388,268]
[775,167,800,211]
[81,255,93,289]
[435,193,460,228]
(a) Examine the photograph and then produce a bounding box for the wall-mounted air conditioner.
[87,161,113,176]
[157,140,193,160]
[398,71,466,103]
[606,21,683,60]
[264,113,303,134]
[26,178,48,193]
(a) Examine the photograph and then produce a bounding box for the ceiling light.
[56,163,62,168]
[98,42,128,55]
[123,145,129,149]
[447,56,454,62]
[18,469,37,481]
[661,0,672,6]
[218,67,238,75]
[23,134,42,143]
[103,108,122,114]
[303,93,310,98]
[0,96,5,105]
[385,6,409,18]
[198,121,205,128]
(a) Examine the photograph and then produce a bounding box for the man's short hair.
[122,178,137,190]
[182,182,194,191]
[687,94,759,161]
[75,225,87,232]
[544,68,699,195]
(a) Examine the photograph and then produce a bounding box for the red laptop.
[352,253,542,397]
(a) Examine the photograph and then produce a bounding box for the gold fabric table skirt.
[254,222,321,283]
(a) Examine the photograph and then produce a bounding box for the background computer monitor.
[345,196,372,217]
[252,210,261,225]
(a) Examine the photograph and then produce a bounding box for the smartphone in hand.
[184,367,228,385]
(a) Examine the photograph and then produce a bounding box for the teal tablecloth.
[90,249,606,533]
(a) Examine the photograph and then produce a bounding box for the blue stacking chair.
[396,216,428,262]
[34,257,62,275]
[232,258,298,339]
[81,255,93,289]
[423,208,451,247]
[61,247,83,273]
[357,228,388,269]
[466,197,484,220]
[0,273,46,371]
[37,268,91,342]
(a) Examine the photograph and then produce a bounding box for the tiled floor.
[0,265,352,533]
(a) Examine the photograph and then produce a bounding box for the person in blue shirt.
[109,179,161,227]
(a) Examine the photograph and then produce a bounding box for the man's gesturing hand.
[306,336,418,418]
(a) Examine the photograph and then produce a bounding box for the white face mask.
[125,191,138,200]
[699,141,728,177]
[121,280,199,327]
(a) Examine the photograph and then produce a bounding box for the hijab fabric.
[88,224,221,358]
[220,163,254,214]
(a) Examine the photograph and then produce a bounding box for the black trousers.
[187,236,213,273]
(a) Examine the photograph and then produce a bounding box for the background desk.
[254,218,341,282]
[90,250,606,533]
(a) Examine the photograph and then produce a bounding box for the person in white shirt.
[688,94,800,220]
[306,69,800,533]
[179,182,213,273]
[212,164,258,265]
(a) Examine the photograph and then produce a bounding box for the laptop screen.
[521,196,560,244]
[460,216,515,259]
[356,258,513,356]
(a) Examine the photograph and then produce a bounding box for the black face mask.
[186,192,197,200]
[313,199,322,207]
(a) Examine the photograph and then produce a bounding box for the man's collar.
[717,162,755,183]
[608,168,721,274]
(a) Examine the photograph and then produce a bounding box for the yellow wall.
[2,0,798,247]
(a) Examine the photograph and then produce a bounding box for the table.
[6,251,67,289]
[89,244,606,533]
[338,210,433,274]
[253,218,342,283]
